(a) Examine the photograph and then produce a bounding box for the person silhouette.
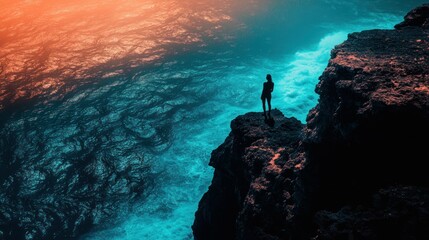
[261,74,274,119]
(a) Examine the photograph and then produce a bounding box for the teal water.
[0,0,427,239]
[83,2,421,239]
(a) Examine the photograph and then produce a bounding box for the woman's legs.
[262,98,267,118]
[267,96,271,116]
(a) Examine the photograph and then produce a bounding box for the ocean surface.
[0,0,426,239]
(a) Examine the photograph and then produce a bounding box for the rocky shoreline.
[193,4,429,240]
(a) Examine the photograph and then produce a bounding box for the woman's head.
[266,74,272,82]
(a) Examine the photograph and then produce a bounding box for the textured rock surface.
[192,109,304,240]
[395,4,429,29]
[303,2,429,209]
[194,4,429,240]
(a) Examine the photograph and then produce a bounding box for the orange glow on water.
[0,0,264,109]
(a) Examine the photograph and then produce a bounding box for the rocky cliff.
[193,110,304,240]
[193,4,429,240]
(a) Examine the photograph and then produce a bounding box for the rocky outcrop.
[193,4,429,240]
[395,4,429,29]
[192,109,304,239]
[302,2,429,210]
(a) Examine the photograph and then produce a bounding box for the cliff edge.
[193,4,429,240]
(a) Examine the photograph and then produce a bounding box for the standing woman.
[261,74,274,119]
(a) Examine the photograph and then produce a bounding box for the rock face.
[192,110,304,240]
[303,2,429,209]
[193,4,429,240]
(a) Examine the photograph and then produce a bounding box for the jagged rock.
[395,4,429,29]
[302,3,429,210]
[301,4,429,236]
[192,109,304,240]
[194,5,429,240]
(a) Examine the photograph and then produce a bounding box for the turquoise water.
[0,0,427,239]
[82,4,415,239]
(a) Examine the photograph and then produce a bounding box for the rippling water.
[0,0,250,109]
[0,0,427,239]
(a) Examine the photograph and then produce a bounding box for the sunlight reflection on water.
[0,0,260,109]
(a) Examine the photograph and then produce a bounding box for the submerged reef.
[193,4,429,240]
[0,99,156,239]
[0,130,153,240]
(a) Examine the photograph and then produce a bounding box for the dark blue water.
[0,0,426,239]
